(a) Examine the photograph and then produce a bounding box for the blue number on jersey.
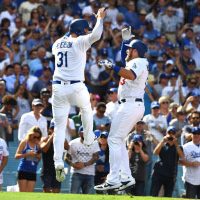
[57,52,68,67]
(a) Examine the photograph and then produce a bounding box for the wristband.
[113,66,121,74]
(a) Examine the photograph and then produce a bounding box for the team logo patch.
[133,63,137,69]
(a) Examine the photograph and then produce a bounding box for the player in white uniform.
[52,8,106,182]
[94,27,149,191]
[182,127,200,199]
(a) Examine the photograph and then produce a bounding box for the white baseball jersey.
[183,141,200,185]
[68,138,100,176]
[143,114,168,141]
[118,58,149,100]
[0,138,9,184]
[52,19,103,82]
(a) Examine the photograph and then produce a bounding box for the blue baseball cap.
[108,87,118,94]
[100,48,108,57]
[159,73,169,80]
[170,72,179,78]
[151,101,160,109]
[167,126,176,134]
[100,131,109,138]
[191,127,200,135]
[94,129,101,138]
[132,134,143,142]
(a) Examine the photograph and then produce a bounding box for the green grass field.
[0,193,188,200]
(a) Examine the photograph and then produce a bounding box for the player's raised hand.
[122,26,135,41]
[95,7,107,19]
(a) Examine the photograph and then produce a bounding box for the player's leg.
[95,102,144,191]
[70,83,94,145]
[118,102,144,191]
[52,84,70,181]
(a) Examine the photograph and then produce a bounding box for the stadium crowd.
[0,0,200,198]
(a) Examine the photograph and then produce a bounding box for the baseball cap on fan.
[132,134,143,142]
[151,101,160,109]
[191,127,200,135]
[32,98,43,106]
[108,87,118,94]
[100,131,109,138]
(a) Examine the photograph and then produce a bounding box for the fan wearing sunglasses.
[15,126,42,192]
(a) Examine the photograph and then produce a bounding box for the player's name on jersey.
[56,41,72,49]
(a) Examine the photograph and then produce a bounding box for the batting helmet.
[125,39,148,58]
[69,19,92,36]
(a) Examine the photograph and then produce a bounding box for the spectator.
[0,3,17,36]
[143,101,167,142]
[0,95,18,142]
[31,68,52,98]
[181,111,200,145]
[183,92,200,112]
[43,0,61,18]
[0,137,9,191]
[182,127,200,199]
[162,72,184,104]
[40,87,52,127]
[11,39,24,64]
[64,126,100,194]
[0,79,7,109]
[170,106,188,144]
[105,88,119,121]
[21,64,38,92]
[154,73,170,97]
[18,98,47,141]
[182,76,199,98]
[150,126,184,197]
[3,62,25,94]
[40,120,68,193]
[161,6,181,43]
[93,102,111,132]
[167,102,179,125]
[144,74,158,115]
[145,6,162,32]
[123,1,139,30]
[158,96,170,117]
[15,126,42,192]
[95,131,110,193]
[18,0,40,24]
[14,84,31,123]
[127,134,149,196]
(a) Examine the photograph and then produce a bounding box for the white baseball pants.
[52,82,94,168]
[107,100,145,185]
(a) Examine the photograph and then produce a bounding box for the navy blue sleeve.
[121,40,130,66]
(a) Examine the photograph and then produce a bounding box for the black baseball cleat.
[115,179,135,191]
[94,182,122,191]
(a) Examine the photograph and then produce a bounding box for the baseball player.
[52,8,106,182]
[94,27,149,191]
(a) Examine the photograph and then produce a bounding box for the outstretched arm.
[121,26,134,66]
[88,7,106,44]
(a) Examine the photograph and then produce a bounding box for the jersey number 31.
[57,52,68,68]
